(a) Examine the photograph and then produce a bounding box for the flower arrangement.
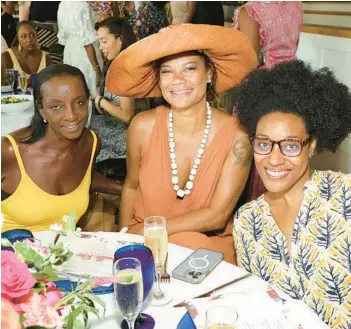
[1,215,106,329]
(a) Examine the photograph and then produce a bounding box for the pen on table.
[173,272,252,308]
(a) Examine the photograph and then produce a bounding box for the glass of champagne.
[19,73,28,94]
[205,306,239,329]
[144,216,171,305]
[113,257,144,329]
[5,69,15,91]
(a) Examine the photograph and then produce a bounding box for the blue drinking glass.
[114,245,155,329]
[1,229,34,251]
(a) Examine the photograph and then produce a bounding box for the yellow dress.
[234,170,351,328]
[1,131,97,232]
[6,48,47,80]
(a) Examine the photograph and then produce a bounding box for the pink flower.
[1,251,36,300]
[19,292,63,329]
[1,298,21,329]
[41,282,63,308]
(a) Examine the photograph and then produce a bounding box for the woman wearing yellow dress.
[233,60,351,328]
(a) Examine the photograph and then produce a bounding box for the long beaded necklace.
[168,102,212,200]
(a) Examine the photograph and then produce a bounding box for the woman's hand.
[94,96,106,114]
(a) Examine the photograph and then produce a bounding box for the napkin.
[55,280,113,295]
[179,286,329,329]
[176,311,197,329]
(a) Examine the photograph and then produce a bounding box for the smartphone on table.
[172,248,224,284]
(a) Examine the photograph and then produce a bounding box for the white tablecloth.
[33,232,329,329]
[1,105,34,136]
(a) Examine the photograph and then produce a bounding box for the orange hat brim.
[106,24,258,98]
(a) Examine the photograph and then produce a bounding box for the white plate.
[1,94,34,114]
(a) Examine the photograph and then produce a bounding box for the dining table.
[33,231,330,329]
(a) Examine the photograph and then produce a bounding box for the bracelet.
[97,96,105,110]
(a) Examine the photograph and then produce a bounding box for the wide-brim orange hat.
[106,24,258,98]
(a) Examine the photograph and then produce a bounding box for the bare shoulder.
[45,53,53,66]
[231,123,252,167]
[211,107,241,132]
[1,50,13,67]
[1,128,32,173]
[129,108,157,139]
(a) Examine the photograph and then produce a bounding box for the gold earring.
[18,43,22,52]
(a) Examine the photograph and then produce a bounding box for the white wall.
[297,33,351,173]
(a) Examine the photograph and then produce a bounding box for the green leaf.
[73,319,84,329]
[81,304,100,320]
[82,310,88,327]
[85,292,106,317]
[32,282,46,293]
[13,242,44,267]
[65,305,83,329]
[32,266,63,282]
[19,313,27,324]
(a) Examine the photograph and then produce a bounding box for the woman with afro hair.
[233,60,351,328]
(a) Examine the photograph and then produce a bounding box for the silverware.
[161,252,170,284]
[173,272,252,307]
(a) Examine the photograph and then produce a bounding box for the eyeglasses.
[251,136,312,157]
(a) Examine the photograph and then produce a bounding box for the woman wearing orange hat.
[107,24,257,263]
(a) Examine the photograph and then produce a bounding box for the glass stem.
[127,319,135,329]
[154,269,164,299]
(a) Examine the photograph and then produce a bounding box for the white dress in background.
[57,1,98,99]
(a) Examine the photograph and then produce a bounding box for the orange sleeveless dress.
[130,106,240,264]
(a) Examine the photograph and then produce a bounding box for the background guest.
[1,21,53,86]
[127,1,169,40]
[57,1,101,99]
[90,18,144,182]
[18,1,63,64]
[170,1,224,26]
[88,1,113,22]
[233,1,303,69]
[1,1,16,48]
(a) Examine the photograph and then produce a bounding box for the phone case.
[171,248,224,284]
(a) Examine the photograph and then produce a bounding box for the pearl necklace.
[168,102,212,200]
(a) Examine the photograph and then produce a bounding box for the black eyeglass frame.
[250,136,312,157]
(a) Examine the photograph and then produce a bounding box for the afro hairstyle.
[236,60,351,153]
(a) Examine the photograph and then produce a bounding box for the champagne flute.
[19,73,28,94]
[113,257,144,329]
[205,306,239,329]
[144,216,171,305]
[5,69,15,90]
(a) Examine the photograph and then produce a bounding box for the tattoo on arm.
[232,136,253,166]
